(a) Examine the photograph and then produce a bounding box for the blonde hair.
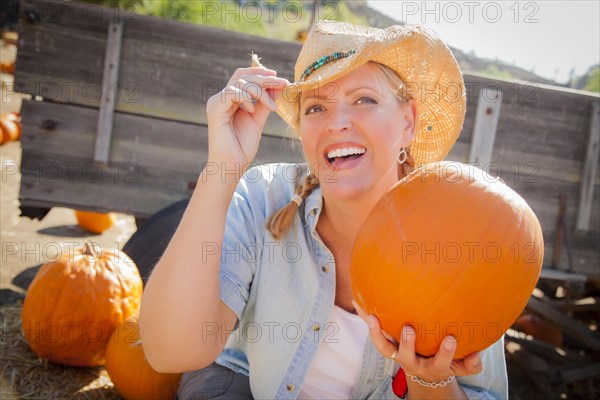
[267,62,415,240]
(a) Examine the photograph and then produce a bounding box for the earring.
[397,147,407,165]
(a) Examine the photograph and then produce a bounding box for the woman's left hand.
[352,300,483,382]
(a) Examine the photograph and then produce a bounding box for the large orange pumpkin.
[351,161,543,359]
[21,242,143,366]
[106,315,182,400]
[75,210,116,234]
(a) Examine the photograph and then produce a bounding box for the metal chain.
[405,372,455,388]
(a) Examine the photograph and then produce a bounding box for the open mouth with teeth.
[325,147,367,166]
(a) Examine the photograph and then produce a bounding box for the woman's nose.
[326,104,352,134]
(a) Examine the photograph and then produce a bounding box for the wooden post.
[576,101,600,231]
[468,86,502,166]
[94,20,123,164]
[552,194,566,268]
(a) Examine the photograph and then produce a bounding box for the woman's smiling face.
[299,62,416,200]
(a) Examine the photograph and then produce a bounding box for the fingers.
[370,316,399,358]
[451,352,483,376]
[230,66,277,82]
[226,66,284,108]
[431,335,457,375]
[351,298,485,382]
[463,351,482,369]
[351,300,399,361]
[224,78,270,111]
[224,76,288,114]
[397,325,418,367]
[351,300,367,320]
[208,66,288,122]
[225,85,257,113]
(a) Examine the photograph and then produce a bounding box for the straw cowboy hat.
[273,20,466,167]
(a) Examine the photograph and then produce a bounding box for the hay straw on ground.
[4,303,597,399]
[0,305,122,400]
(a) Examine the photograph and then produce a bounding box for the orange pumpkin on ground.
[0,117,19,142]
[21,242,143,366]
[351,161,544,359]
[5,112,21,139]
[0,61,15,75]
[106,315,182,400]
[75,210,116,234]
[513,313,563,347]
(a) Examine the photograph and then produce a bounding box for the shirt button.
[287,383,295,391]
[312,323,320,331]
[322,265,329,273]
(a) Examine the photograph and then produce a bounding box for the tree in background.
[78,0,367,43]
[568,64,600,93]
[583,65,599,93]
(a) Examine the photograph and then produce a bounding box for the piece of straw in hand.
[249,52,264,68]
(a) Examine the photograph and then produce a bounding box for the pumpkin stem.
[82,241,99,259]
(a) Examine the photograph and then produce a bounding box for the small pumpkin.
[0,61,15,75]
[106,315,182,400]
[5,112,21,139]
[75,210,116,234]
[351,161,544,359]
[21,242,143,367]
[0,117,19,143]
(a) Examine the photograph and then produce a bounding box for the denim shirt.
[214,163,508,400]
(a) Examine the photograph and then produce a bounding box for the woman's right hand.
[206,66,289,172]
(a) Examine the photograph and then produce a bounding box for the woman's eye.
[303,97,376,115]
[357,97,376,104]
[304,104,323,115]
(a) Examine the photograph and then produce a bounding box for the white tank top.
[298,305,370,399]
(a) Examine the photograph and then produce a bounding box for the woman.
[139,21,508,399]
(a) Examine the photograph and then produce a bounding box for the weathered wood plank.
[459,75,598,163]
[526,297,600,351]
[435,140,599,186]
[539,268,588,283]
[555,361,600,384]
[19,99,304,218]
[468,86,502,165]
[577,102,600,231]
[505,330,591,364]
[94,20,123,163]
[15,0,298,137]
[554,297,600,313]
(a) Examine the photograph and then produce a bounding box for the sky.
[366,0,600,84]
